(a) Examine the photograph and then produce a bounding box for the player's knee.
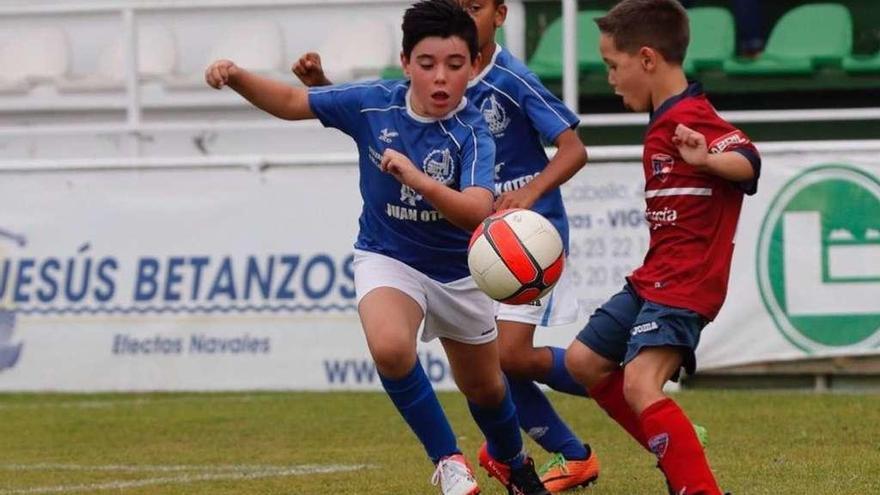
[370,343,416,379]
[459,375,506,407]
[564,342,594,387]
[622,373,663,414]
[498,347,541,379]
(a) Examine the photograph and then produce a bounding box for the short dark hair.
[595,0,689,65]
[402,0,479,60]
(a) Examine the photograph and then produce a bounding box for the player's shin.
[588,369,649,449]
[379,361,460,462]
[467,384,527,468]
[640,398,722,495]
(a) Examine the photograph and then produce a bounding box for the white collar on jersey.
[468,43,501,88]
[405,87,469,123]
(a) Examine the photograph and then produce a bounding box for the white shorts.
[495,259,581,327]
[353,249,498,345]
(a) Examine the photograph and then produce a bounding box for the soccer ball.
[468,209,564,304]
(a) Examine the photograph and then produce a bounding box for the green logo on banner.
[757,165,880,353]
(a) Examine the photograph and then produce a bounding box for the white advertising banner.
[0,147,878,391]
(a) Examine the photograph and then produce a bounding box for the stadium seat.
[683,7,735,75]
[60,24,177,92]
[317,20,395,83]
[527,10,604,81]
[208,20,284,72]
[842,51,880,74]
[723,3,852,76]
[165,19,285,90]
[0,26,69,92]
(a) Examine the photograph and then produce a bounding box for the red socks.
[640,398,721,495]
[588,370,648,449]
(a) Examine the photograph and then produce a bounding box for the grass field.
[0,390,878,494]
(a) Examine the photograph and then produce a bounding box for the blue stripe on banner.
[540,291,555,327]
[16,304,357,316]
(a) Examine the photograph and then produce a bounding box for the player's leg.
[495,320,597,491]
[622,303,722,495]
[354,251,461,468]
[496,269,587,397]
[425,275,547,495]
[566,284,650,448]
[442,337,549,495]
[359,288,462,463]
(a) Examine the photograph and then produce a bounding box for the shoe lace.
[537,453,568,476]
[431,457,473,488]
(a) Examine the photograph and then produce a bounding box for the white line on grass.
[0,463,310,473]
[0,464,375,494]
[0,395,275,411]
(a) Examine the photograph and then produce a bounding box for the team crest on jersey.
[651,153,675,182]
[480,93,511,136]
[378,128,398,144]
[400,184,423,206]
[423,149,456,185]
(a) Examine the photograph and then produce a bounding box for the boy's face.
[402,36,477,118]
[599,33,652,112]
[460,0,506,50]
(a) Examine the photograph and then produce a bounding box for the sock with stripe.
[508,377,588,459]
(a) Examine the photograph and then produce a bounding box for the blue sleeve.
[514,71,580,144]
[307,84,369,138]
[733,146,761,196]
[459,122,497,195]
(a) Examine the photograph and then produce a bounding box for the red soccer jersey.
[629,83,760,320]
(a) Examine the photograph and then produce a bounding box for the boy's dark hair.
[595,0,689,65]
[402,0,479,60]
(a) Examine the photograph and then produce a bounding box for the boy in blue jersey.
[206,1,548,494]
[293,1,597,492]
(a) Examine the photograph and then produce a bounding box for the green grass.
[0,391,878,494]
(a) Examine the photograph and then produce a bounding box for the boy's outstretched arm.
[292,52,332,87]
[380,149,493,231]
[673,123,755,181]
[206,59,315,120]
[494,129,588,210]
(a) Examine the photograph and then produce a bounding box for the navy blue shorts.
[575,282,707,379]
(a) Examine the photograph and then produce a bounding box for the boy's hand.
[205,59,239,89]
[672,123,709,169]
[292,52,331,87]
[494,187,539,211]
[380,149,428,190]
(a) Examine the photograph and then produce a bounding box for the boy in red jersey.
[564,1,760,493]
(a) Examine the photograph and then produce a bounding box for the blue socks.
[468,386,526,469]
[508,377,588,460]
[542,346,588,397]
[379,362,458,463]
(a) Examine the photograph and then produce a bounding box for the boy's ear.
[470,52,483,79]
[494,3,508,28]
[400,52,411,78]
[638,46,658,72]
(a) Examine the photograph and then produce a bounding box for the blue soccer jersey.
[466,45,580,250]
[309,81,496,282]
